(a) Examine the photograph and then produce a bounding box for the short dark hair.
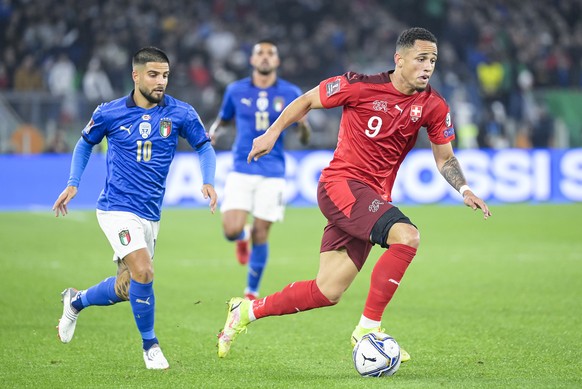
[396,27,437,50]
[255,39,277,47]
[132,47,170,67]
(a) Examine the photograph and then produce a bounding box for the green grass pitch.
[0,204,580,388]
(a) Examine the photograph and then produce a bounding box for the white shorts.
[220,172,286,222]
[96,210,160,262]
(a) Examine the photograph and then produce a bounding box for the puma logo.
[361,353,377,365]
[394,105,403,114]
[120,124,132,133]
[136,297,151,305]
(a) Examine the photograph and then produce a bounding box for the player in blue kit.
[52,47,217,370]
[209,40,311,300]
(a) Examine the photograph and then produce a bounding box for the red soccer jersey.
[318,71,455,201]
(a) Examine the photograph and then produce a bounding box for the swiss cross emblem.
[410,105,423,122]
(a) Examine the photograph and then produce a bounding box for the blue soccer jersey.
[219,77,302,177]
[82,92,210,221]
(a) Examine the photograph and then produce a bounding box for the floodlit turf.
[0,203,580,388]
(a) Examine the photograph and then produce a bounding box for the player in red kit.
[218,27,491,361]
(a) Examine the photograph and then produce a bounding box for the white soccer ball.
[352,332,401,377]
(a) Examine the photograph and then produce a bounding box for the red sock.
[252,280,335,319]
[363,244,417,321]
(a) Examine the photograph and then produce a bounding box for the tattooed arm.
[431,142,492,219]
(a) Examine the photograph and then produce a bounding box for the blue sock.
[247,243,268,294]
[129,279,157,350]
[72,276,123,311]
[143,337,159,351]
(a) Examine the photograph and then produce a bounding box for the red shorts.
[317,179,395,270]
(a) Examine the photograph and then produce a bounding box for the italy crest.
[160,119,172,138]
[119,229,131,246]
[274,97,285,112]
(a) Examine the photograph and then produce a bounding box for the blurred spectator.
[94,36,130,92]
[205,21,237,62]
[451,89,479,149]
[0,0,13,44]
[531,105,555,148]
[479,101,510,149]
[188,55,211,88]
[13,55,44,91]
[47,52,78,123]
[476,55,505,102]
[546,44,573,87]
[2,46,16,86]
[47,52,76,97]
[0,61,9,89]
[82,57,115,103]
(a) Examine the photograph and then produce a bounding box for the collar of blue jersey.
[250,76,279,88]
[125,90,167,108]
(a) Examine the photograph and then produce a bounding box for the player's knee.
[130,263,154,283]
[387,224,420,249]
[137,268,154,283]
[224,226,244,241]
[371,207,418,249]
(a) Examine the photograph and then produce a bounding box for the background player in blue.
[209,40,311,300]
[52,47,217,370]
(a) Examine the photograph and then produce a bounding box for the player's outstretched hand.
[247,131,278,163]
[202,184,217,214]
[52,186,78,217]
[463,191,492,220]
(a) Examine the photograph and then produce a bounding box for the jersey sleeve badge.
[443,112,455,138]
[326,78,341,97]
[82,118,94,135]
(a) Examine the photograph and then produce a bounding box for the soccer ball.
[352,332,401,377]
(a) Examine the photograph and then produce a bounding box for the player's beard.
[256,63,275,76]
[140,86,165,104]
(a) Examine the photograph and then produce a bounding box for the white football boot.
[143,344,170,369]
[57,288,79,343]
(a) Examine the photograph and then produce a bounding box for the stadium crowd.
[1,0,579,151]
